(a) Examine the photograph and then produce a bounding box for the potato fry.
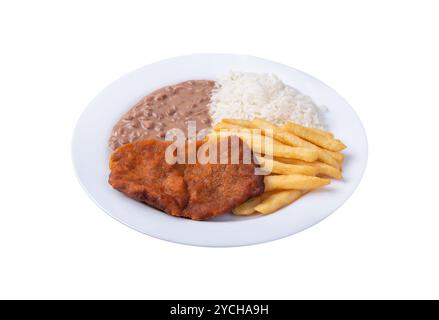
[313,162,343,179]
[259,142,318,162]
[234,118,341,167]
[307,127,334,138]
[264,174,330,191]
[256,156,318,176]
[315,149,341,168]
[232,191,275,215]
[232,196,263,215]
[274,157,343,180]
[211,130,319,162]
[327,150,344,163]
[282,122,346,152]
[218,118,346,215]
[254,190,304,214]
[213,121,250,131]
[220,119,344,162]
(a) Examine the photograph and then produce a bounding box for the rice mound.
[209,72,325,129]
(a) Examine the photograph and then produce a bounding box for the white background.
[1,0,438,300]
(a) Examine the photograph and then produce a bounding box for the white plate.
[72,54,368,247]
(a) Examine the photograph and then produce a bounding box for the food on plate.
[223,118,341,168]
[232,195,264,215]
[211,117,346,216]
[281,122,346,152]
[209,72,324,127]
[274,157,343,180]
[107,71,347,220]
[263,174,330,191]
[109,137,264,220]
[255,156,319,176]
[109,80,214,151]
[211,129,318,162]
[325,149,344,163]
[254,190,304,215]
[109,72,328,152]
[307,127,334,138]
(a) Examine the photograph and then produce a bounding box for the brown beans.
[108,80,214,150]
[130,119,140,128]
[151,112,164,120]
[154,93,167,101]
[140,119,153,129]
[128,131,141,140]
[173,85,185,94]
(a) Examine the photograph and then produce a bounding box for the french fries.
[281,122,346,152]
[211,130,318,162]
[307,127,334,138]
[264,174,330,191]
[256,156,318,176]
[214,118,346,216]
[274,157,343,180]
[232,191,275,215]
[232,195,264,215]
[224,118,341,168]
[327,150,344,163]
[213,121,250,131]
[254,190,304,214]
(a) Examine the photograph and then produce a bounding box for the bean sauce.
[109,80,214,151]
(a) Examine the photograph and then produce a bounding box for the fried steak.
[109,137,264,220]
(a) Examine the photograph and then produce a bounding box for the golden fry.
[254,190,304,214]
[307,127,334,138]
[282,122,346,152]
[264,174,330,191]
[213,122,249,131]
[316,149,341,168]
[256,156,318,176]
[219,118,346,215]
[232,191,277,215]
[211,130,318,162]
[239,118,341,167]
[274,157,343,180]
[327,150,344,163]
[232,196,263,215]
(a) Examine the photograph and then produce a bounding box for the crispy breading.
[109,137,264,220]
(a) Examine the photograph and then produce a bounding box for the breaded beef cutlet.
[109,137,264,220]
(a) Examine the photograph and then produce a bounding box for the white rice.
[209,72,325,128]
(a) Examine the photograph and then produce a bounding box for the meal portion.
[210,72,324,127]
[210,118,345,215]
[109,137,264,220]
[108,71,347,220]
[109,80,214,151]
